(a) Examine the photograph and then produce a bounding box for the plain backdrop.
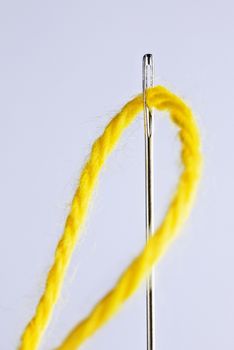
[0,1,233,349]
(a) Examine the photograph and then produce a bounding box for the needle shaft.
[143,53,155,350]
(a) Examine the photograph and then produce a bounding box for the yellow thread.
[19,86,202,350]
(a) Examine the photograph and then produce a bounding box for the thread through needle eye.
[143,53,155,350]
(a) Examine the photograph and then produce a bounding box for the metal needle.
[143,53,155,350]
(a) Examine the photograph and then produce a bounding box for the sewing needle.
[143,53,155,350]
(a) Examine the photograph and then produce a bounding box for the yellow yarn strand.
[19,86,202,350]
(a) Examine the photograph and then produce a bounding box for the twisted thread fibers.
[19,86,202,350]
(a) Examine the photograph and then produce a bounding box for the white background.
[0,1,233,349]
